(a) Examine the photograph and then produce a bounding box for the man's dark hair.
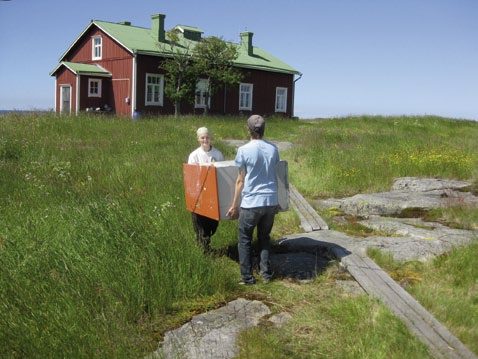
[247,115,265,138]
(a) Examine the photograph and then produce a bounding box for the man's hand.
[227,168,245,220]
[226,206,239,220]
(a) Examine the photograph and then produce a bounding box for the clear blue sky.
[1,0,477,120]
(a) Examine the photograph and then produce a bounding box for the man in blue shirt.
[226,115,280,285]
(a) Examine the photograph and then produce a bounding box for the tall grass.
[0,113,239,358]
[1,113,477,358]
[283,116,478,197]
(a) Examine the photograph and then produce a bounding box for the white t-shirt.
[188,146,224,164]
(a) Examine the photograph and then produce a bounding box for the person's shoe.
[260,271,272,283]
[238,278,256,286]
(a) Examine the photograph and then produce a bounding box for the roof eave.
[234,63,301,76]
[134,49,169,57]
[49,62,112,77]
[76,71,112,77]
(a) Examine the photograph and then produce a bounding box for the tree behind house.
[160,33,243,116]
[193,36,243,115]
[160,29,199,117]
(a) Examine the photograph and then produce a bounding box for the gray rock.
[155,298,270,359]
[358,216,478,262]
[268,312,293,327]
[391,177,472,192]
[315,177,477,217]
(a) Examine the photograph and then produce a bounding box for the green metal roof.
[49,61,112,77]
[234,45,300,75]
[57,18,301,75]
[95,20,166,55]
[174,25,204,33]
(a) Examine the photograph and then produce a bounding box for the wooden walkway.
[289,184,328,231]
[289,188,477,359]
[337,249,477,359]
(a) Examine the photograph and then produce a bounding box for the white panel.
[214,160,290,220]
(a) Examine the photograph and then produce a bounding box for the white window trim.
[275,87,288,113]
[92,36,102,60]
[145,73,164,106]
[88,79,102,98]
[195,79,209,108]
[239,83,253,111]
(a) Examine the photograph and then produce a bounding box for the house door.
[60,85,71,114]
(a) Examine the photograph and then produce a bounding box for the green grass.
[1,112,477,358]
[235,269,435,359]
[283,115,478,198]
[0,113,240,358]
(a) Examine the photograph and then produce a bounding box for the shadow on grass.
[213,237,343,281]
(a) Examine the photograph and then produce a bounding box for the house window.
[275,87,288,113]
[239,83,253,110]
[145,74,164,106]
[195,79,209,108]
[92,36,102,60]
[88,79,102,98]
[60,85,71,114]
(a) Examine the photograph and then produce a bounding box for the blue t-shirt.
[235,139,280,208]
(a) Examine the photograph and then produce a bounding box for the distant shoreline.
[0,109,53,114]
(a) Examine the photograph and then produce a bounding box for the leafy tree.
[193,36,243,115]
[159,29,199,117]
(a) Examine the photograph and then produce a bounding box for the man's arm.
[225,168,245,219]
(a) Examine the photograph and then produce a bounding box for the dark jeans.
[192,213,218,252]
[238,206,276,283]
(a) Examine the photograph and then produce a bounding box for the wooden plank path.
[289,184,328,231]
[289,187,477,359]
[337,249,477,359]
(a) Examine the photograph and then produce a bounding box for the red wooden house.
[50,13,302,118]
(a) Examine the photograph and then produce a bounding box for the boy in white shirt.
[188,127,224,252]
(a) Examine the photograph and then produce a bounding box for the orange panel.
[183,164,220,220]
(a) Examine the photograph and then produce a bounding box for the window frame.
[195,79,209,109]
[92,36,102,60]
[275,87,288,113]
[59,84,72,114]
[88,78,102,98]
[145,73,164,106]
[239,83,253,111]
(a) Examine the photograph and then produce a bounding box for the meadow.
[1,113,477,358]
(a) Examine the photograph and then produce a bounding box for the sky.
[0,0,477,120]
